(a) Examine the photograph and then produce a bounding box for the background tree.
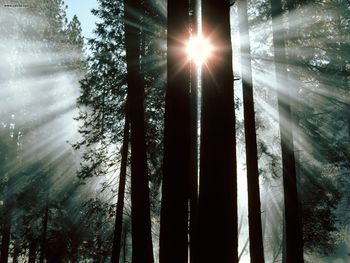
[270,0,304,261]
[237,0,265,262]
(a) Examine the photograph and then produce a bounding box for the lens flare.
[186,35,213,66]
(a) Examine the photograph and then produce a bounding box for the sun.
[186,35,213,66]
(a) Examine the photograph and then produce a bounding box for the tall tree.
[123,0,154,262]
[198,1,238,262]
[111,111,129,263]
[159,0,191,263]
[270,0,304,262]
[237,0,265,262]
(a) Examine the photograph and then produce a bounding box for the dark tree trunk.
[0,220,10,263]
[111,111,129,263]
[270,0,304,262]
[12,240,20,263]
[123,0,154,262]
[39,206,48,263]
[159,1,191,263]
[28,241,37,263]
[198,1,238,262]
[237,0,265,262]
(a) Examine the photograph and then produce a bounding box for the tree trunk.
[198,1,238,262]
[0,220,10,263]
[270,0,304,262]
[159,1,191,263]
[12,241,20,263]
[39,206,48,263]
[28,241,37,263]
[237,0,265,262]
[111,111,129,263]
[123,0,154,262]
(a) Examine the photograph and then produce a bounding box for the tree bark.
[237,0,265,262]
[123,0,154,262]
[159,1,191,263]
[111,111,129,263]
[198,1,238,262]
[270,0,304,262]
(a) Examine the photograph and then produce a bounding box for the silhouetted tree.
[159,1,191,263]
[198,1,238,262]
[123,0,154,261]
[111,110,129,263]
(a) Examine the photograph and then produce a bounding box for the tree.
[111,110,129,263]
[159,1,191,263]
[123,0,154,261]
[270,0,304,261]
[237,0,265,262]
[198,1,238,262]
[0,116,18,263]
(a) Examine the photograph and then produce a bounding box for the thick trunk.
[237,0,265,262]
[111,112,129,263]
[159,1,191,263]
[270,0,304,262]
[198,1,238,262]
[123,0,154,262]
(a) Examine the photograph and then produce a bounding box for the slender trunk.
[39,206,48,263]
[28,241,37,263]
[198,1,238,262]
[12,241,20,263]
[270,0,304,262]
[159,1,191,263]
[237,0,265,262]
[0,220,10,263]
[71,240,79,263]
[0,129,15,263]
[111,111,130,263]
[123,0,154,262]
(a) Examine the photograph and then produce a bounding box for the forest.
[0,0,350,262]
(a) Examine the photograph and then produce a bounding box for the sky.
[64,0,99,40]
